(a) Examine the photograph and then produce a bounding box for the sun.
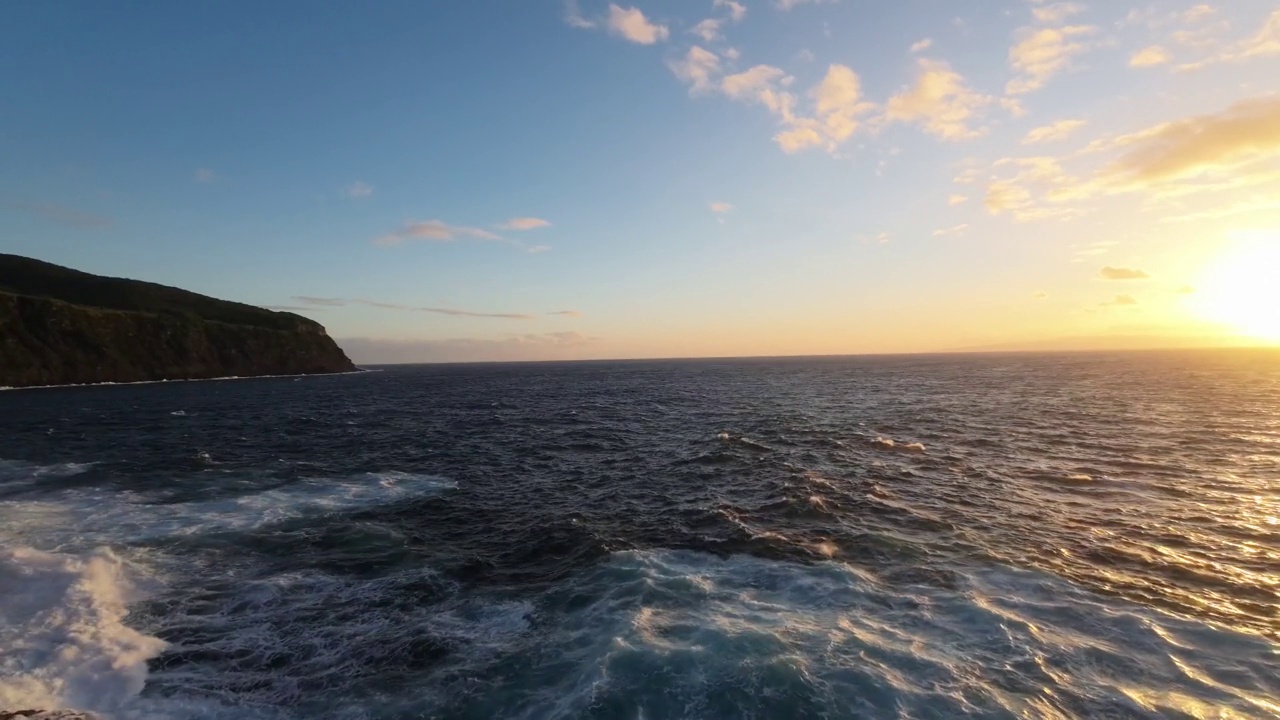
[1191,231,1280,342]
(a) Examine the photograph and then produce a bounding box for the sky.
[2,0,1279,363]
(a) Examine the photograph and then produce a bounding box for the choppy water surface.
[1,351,1278,719]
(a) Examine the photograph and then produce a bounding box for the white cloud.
[1005,24,1097,95]
[564,0,596,28]
[498,217,552,231]
[526,244,552,254]
[691,18,723,43]
[1129,45,1171,67]
[668,45,722,94]
[948,194,969,206]
[1032,2,1085,25]
[933,223,969,237]
[776,0,836,9]
[346,181,374,198]
[607,4,669,44]
[1022,118,1086,144]
[910,38,934,53]
[710,201,734,213]
[795,48,817,63]
[195,168,215,183]
[374,220,502,246]
[883,58,991,140]
[1174,8,1279,70]
[714,0,747,22]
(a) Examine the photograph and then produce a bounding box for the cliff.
[0,254,356,388]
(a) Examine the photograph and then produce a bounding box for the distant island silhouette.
[0,254,355,388]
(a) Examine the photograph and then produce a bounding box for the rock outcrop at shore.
[0,254,356,388]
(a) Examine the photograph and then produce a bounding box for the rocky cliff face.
[0,255,355,388]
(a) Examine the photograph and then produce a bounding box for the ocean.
[1,352,1277,719]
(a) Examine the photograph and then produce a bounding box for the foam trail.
[0,546,167,715]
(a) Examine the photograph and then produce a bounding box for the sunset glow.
[1192,233,1280,343]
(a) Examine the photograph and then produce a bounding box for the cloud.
[548,310,583,316]
[714,0,747,22]
[607,4,669,44]
[1098,94,1280,190]
[710,201,734,213]
[564,0,596,28]
[884,58,991,140]
[1130,46,1171,67]
[194,168,216,183]
[776,0,835,9]
[910,38,934,53]
[498,217,551,231]
[668,45,722,94]
[1099,266,1150,280]
[1005,24,1097,95]
[291,295,537,319]
[337,332,599,364]
[933,223,969,237]
[1178,8,1280,71]
[795,48,817,63]
[346,181,374,198]
[860,232,892,244]
[526,244,552,254]
[691,18,723,42]
[291,296,348,307]
[1033,291,1050,299]
[265,305,325,313]
[1023,118,1087,144]
[1176,285,1196,294]
[1103,294,1139,306]
[374,220,502,246]
[1032,2,1085,24]
[5,201,113,230]
[948,194,969,206]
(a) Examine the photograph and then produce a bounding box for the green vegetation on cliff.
[0,254,356,388]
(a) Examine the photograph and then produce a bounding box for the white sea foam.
[871,436,926,452]
[1,470,456,553]
[514,550,1280,719]
[0,547,167,715]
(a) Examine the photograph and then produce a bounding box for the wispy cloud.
[549,309,584,317]
[883,58,990,140]
[714,0,747,22]
[194,168,216,183]
[710,201,734,213]
[607,4,669,44]
[291,296,538,319]
[1033,291,1050,299]
[526,244,552,254]
[6,201,113,230]
[933,223,969,237]
[776,0,836,10]
[1032,2,1085,24]
[375,220,502,246]
[1129,46,1171,67]
[691,18,723,43]
[1103,294,1139,306]
[1005,24,1096,95]
[337,332,600,364]
[564,0,596,28]
[498,217,551,231]
[1177,8,1279,71]
[346,181,374,198]
[1023,118,1086,144]
[910,38,934,53]
[1099,266,1150,280]
[948,194,969,206]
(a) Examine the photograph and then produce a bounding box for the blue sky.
[3,0,1279,361]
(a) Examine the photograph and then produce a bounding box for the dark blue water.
[2,352,1278,718]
